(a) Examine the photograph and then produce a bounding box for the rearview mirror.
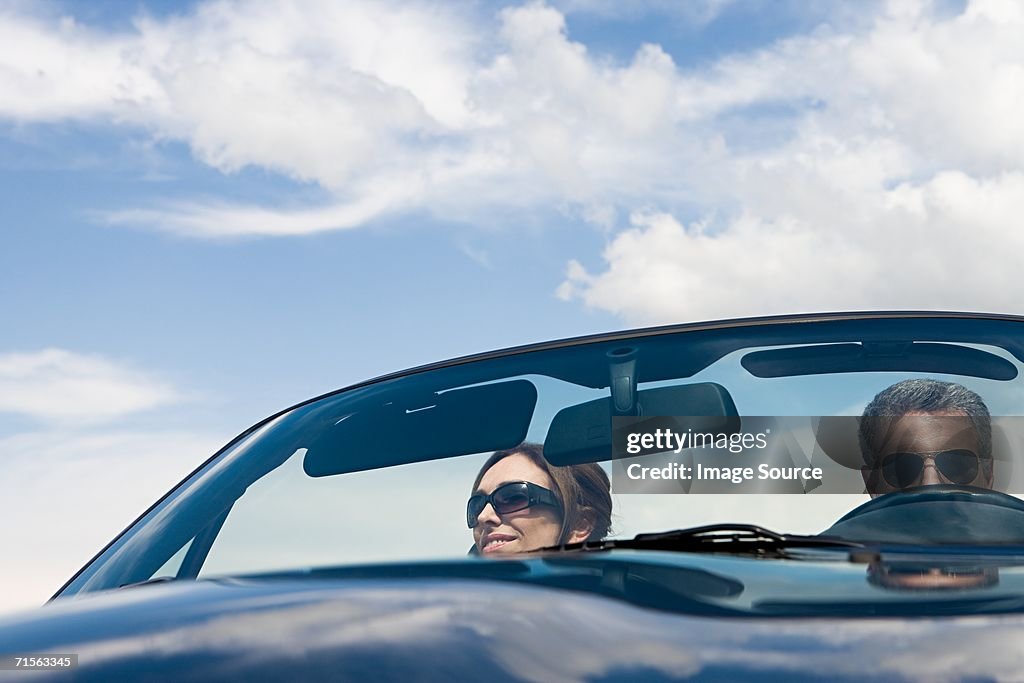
[544,383,739,465]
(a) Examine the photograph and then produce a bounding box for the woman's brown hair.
[472,442,612,543]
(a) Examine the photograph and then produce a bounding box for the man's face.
[862,411,991,496]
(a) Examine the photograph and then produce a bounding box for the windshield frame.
[52,310,1024,600]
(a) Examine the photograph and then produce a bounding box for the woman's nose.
[475,502,501,526]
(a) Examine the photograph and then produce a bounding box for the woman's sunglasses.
[467,481,562,528]
[877,449,986,489]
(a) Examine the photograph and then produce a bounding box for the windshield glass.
[61,314,1024,596]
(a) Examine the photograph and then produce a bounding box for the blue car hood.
[3,553,1024,681]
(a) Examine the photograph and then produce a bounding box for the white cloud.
[0,349,220,616]
[0,0,773,236]
[0,0,479,212]
[0,349,181,423]
[559,0,1024,322]
[0,429,228,616]
[2,0,1024,317]
[0,12,151,120]
[561,168,1024,324]
[457,242,494,269]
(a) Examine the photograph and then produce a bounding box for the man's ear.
[983,460,996,490]
[565,511,595,544]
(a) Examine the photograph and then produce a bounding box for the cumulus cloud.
[559,0,1024,323]
[0,349,181,423]
[0,0,782,235]
[0,0,481,234]
[2,0,1024,318]
[560,169,1024,324]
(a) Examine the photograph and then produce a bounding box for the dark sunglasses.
[467,481,562,529]
[877,449,985,489]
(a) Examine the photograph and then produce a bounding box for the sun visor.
[303,379,537,476]
[741,342,1018,381]
[544,383,739,466]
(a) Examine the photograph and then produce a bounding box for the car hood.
[5,552,1024,682]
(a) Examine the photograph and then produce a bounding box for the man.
[859,379,993,496]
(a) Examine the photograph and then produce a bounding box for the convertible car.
[4,311,1024,681]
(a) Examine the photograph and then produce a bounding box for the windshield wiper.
[562,523,863,558]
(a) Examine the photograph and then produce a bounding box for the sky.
[2,0,1024,615]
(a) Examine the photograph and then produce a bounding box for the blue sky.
[2,0,1024,613]
[0,1,854,417]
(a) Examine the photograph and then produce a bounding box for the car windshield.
[59,314,1024,596]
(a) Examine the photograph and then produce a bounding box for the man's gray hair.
[859,379,992,464]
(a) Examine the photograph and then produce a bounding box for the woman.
[467,442,612,555]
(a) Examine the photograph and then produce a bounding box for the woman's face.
[472,453,563,555]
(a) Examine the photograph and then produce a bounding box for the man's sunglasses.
[877,449,986,489]
[467,481,562,528]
